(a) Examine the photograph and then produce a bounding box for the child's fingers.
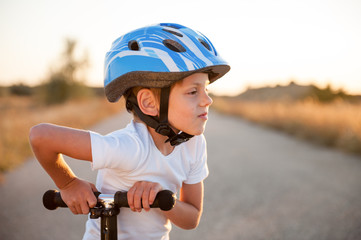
[60,178,97,215]
[142,186,151,211]
[148,185,160,206]
[69,206,77,214]
[86,190,98,208]
[87,197,97,209]
[128,181,163,212]
[85,195,96,210]
[69,204,82,215]
[90,183,98,192]
[63,193,80,214]
[133,186,144,212]
[127,186,136,212]
[67,197,90,214]
[80,202,90,214]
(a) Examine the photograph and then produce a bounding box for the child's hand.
[127,181,162,212]
[59,178,98,215]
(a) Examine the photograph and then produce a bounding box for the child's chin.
[189,128,205,136]
[174,124,206,136]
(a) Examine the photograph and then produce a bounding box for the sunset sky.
[1,0,361,96]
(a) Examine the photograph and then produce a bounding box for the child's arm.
[29,123,97,214]
[127,181,204,229]
[164,182,204,229]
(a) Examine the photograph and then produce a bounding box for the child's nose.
[201,92,213,107]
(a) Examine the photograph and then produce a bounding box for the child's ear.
[137,89,159,116]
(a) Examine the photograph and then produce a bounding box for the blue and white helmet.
[104,23,230,102]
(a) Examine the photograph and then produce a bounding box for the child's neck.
[147,126,175,156]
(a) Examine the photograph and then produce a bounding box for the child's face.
[167,73,213,135]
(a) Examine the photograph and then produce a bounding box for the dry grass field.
[212,97,361,155]
[0,96,124,175]
[2,90,360,179]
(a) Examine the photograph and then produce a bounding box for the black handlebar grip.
[43,190,67,210]
[153,189,176,211]
[114,190,176,211]
[43,190,101,210]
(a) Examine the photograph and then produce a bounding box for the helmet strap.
[126,87,193,146]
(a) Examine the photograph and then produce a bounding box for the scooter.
[43,189,175,240]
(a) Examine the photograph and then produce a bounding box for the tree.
[43,38,90,104]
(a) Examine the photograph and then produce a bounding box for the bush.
[44,73,71,104]
[0,86,8,97]
[310,85,354,103]
[10,83,33,96]
[41,74,93,105]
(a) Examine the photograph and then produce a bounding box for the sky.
[1,0,361,96]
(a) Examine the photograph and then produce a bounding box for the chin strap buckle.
[155,123,193,146]
[165,132,193,146]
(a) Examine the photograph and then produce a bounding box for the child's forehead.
[175,73,210,87]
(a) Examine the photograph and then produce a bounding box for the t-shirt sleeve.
[184,135,209,184]
[89,130,142,171]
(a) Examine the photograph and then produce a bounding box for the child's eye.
[188,89,197,95]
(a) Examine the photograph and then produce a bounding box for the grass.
[3,93,360,179]
[0,96,124,176]
[212,97,361,155]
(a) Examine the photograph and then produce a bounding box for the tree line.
[1,38,104,104]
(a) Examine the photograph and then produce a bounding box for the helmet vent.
[163,39,186,52]
[128,40,140,51]
[160,23,182,29]
[198,38,211,51]
[162,28,183,37]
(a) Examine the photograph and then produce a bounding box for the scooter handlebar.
[43,189,175,211]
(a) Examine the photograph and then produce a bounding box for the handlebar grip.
[43,190,101,210]
[43,190,67,210]
[114,190,176,211]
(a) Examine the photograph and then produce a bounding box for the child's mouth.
[198,112,208,120]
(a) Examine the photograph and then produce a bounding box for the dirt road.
[1,110,361,240]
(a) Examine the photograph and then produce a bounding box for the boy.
[30,23,230,239]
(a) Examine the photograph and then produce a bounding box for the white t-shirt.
[83,120,209,240]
